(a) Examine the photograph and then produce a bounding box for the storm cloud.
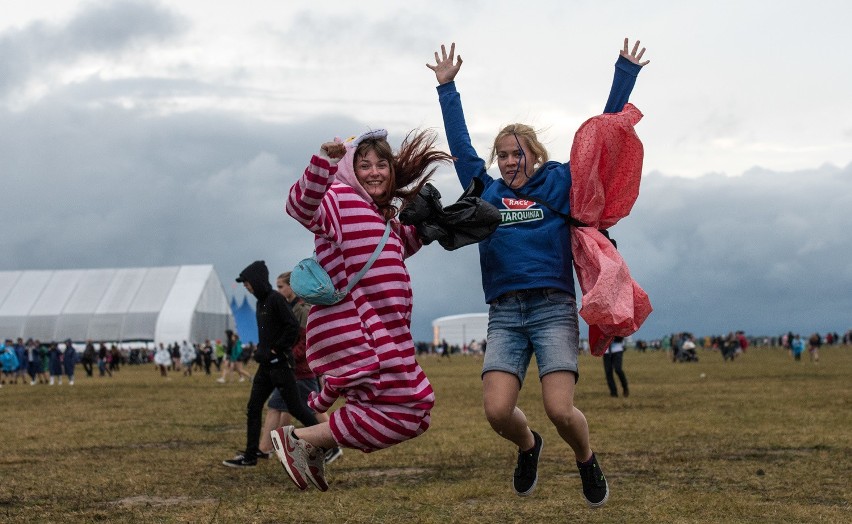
[2,0,850,343]
[0,0,186,96]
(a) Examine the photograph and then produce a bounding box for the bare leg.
[266,410,329,453]
[292,422,337,450]
[219,361,232,382]
[541,371,592,462]
[259,408,284,453]
[482,371,535,451]
[235,362,252,379]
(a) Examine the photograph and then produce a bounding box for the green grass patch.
[1,347,849,522]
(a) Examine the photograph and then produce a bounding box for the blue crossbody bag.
[291,222,392,305]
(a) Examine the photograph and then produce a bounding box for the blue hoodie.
[436,55,642,302]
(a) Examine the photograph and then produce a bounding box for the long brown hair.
[354,129,453,220]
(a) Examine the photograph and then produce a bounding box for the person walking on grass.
[218,330,252,383]
[258,272,343,465]
[603,336,629,398]
[213,339,225,372]
[13,338,27,385]
[98,342,113,377]
[222,260,320,469]
[791,334,805,361]
[276,129,452,491]
[232,332,252,381]
[81,340,96,377]
[48,342,62,385]
[26,339,41,385]
[807,333,821,363]
[217,331,235,383]
[0,341,19,386]
[154,342,171,378]
[426,37,650,508]
[62,340,77,386]
[201,340,214,375]
[180,340,196,377]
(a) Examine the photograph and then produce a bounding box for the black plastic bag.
[400,179,502,251]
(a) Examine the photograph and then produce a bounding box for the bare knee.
[483,399,516,431]
[544,402,576,427]
[482,371,523,432]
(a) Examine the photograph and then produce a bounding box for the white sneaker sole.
[585,482,609,509]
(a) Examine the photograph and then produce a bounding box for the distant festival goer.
[81,340,96,377]
[791,334,805,361]
[0,340,19,386]
[153,342,171,377]
[180,340,196,377]
[603,336,629,398]
[62,340,77,386]
[807,333,821,363]
[258,272,343,464]
[48,342,62,385]
[222,260,319,469]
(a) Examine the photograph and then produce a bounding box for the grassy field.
[0,346,849,523]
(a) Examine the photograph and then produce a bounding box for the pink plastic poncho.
[569,103,653,356]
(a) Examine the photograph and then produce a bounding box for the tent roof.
[0,265,234,344]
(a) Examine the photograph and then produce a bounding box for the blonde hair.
[487,123,549,169]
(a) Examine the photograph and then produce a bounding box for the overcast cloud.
[1,1,850,342]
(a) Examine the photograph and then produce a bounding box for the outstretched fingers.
[445,42,455,62]
[427,42,463,83]
[621,37,650,66]
[427,43,460,70]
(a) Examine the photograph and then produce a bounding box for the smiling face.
[489,124,548,189]
[495,134,536,189]
[354,148,393,201]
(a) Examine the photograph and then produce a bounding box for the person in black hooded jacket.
[223,260,320,468]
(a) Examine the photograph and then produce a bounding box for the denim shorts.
[483,288,580,385]
[267,377,320,412]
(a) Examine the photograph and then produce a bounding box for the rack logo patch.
[500,198,543,225]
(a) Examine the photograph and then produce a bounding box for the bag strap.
[341,221,392,294]
[511,190,617,249]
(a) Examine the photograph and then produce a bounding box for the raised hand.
[321,141,346,160]
[620,38,650,66]
[427,42,463,85]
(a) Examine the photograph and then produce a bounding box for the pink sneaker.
[271,426,328,491]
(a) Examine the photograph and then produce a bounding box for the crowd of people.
[1,338,79,386]
[0,335,264,387]
[626,329,850,364]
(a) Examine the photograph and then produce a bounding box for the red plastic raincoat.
[569,103,653,356]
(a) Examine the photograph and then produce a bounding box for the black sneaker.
[577,453,609,508]
[513,430,543,496]
[324,447,343,464]
[256,450,272,460]
[222,453,257,468]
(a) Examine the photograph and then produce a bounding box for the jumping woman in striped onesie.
[273,129,452,491]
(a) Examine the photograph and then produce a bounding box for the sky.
[1,0,851,343]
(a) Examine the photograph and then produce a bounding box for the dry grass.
[1,346,849,523]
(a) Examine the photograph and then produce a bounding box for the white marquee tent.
[432,313,488,347]
[0,265,235,345]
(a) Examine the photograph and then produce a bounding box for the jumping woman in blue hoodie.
[427,38,649,508]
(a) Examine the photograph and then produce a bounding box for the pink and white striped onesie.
[285,146,435,453]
